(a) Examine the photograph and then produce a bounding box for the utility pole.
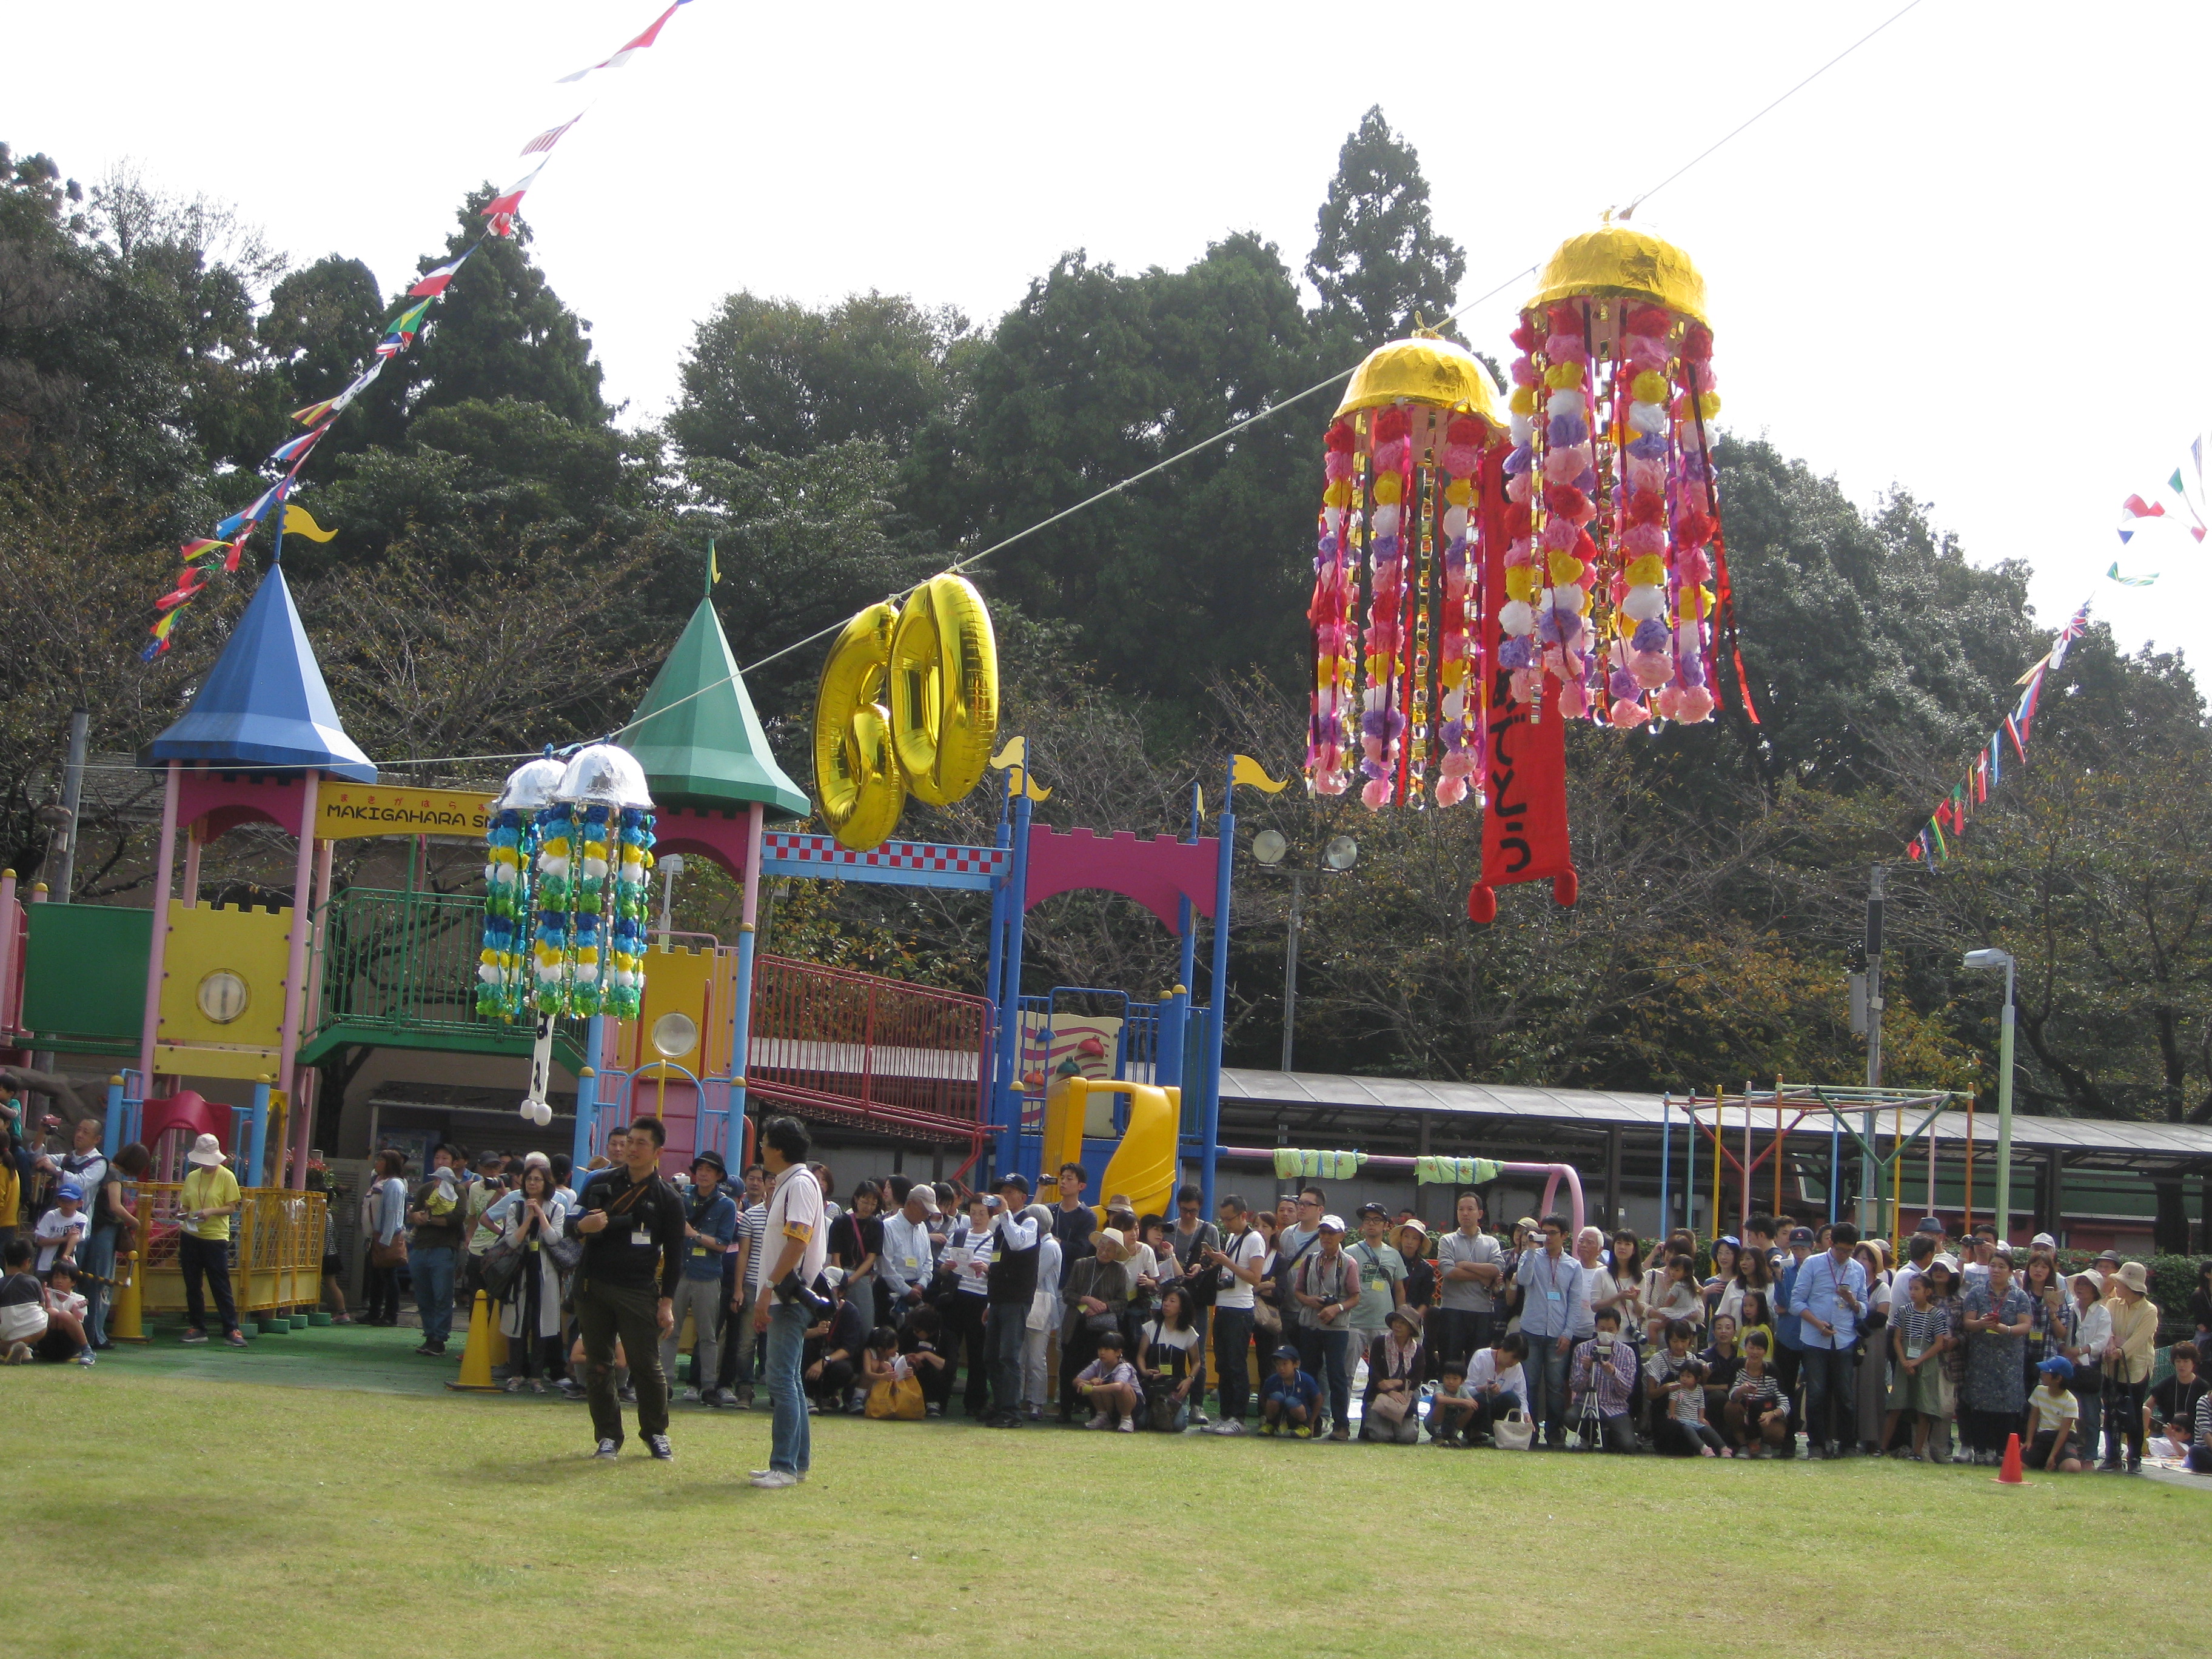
[1280,871,1303,1073]
[32,709,88,1074]
[1864,863,1885,1088]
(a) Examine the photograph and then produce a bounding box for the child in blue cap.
[2027,1354,2083,1473]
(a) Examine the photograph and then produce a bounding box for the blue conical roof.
[147,567,376,782]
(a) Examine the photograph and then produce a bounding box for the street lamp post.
[1963,947,2016,1241]
[1249,830,1356,1073]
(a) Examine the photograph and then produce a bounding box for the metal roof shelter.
[1215,1068,2212,1241]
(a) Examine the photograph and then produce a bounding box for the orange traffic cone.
[445,1292,503,1392]
[1996,1432,2026,1484]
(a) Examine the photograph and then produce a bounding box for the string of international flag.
[142,0,696,660]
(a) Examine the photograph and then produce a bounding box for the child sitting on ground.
[862,1326,931,1419]
[1426,1356,1476,1445]
[2026,1355,2085,1473]
[1259,1343,1322,1438]
[1662,1358,1729,1456]
[1073,1330,1141,1431]
[0,1239,89,1364]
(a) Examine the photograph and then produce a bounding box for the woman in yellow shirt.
[178,1134,246,1349]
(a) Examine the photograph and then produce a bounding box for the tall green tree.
[669,290,964,464]
[913,235,1318,711]
[1306,106,1466,348]
[355,190,607,449]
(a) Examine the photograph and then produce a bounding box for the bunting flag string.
[140,0,698,660]
[2115,435,2210,545]
[1903,597,2093,864]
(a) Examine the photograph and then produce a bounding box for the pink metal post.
[278,771,321,1189]
[136,762,181,1088]
[0,868,16,1041]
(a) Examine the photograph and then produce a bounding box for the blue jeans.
[82,1226,118,1345]
[987,1302,1027,1419]
[409,1245,455,1344]
[1313,1327,1353,1428]
[766,1301,810,1475]
[1524,1332,1571,1444]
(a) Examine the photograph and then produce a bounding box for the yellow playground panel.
[129,1182,327,1319]
[155,898,294,1081]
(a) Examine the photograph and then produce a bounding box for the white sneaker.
[1211,1420,1245,1435]
[1116,1416,1135,1433]
[76,1350,96,1367]
[679,1387,700,1403]
[749,1470,799,1489]
[1087,1412,1113,1430]
[748,1469,807,1483]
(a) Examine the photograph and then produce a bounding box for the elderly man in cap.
[878,1179,940,1318]
[1061,1218,1134,1422]
[666,1150,737,1406]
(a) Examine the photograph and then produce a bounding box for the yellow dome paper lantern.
[1307,333,1509,809]
[1498,220,1736,731]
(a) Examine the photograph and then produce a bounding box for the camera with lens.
[774,1269,831,1318]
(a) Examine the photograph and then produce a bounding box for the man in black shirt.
[1051,1162,1095,1262]
[567,1114,685,1460]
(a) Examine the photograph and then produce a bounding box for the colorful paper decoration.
[1501,220,1745,730]
[1305,335,1509,808]
[478,745,656,1023]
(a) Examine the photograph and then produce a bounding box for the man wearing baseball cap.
[668,1151,737,1406]
[981,1174,1042,1427]
[1291,1214,1362,1439]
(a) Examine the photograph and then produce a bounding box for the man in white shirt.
[749,1117,827,1489]
[877,1184,940,1315]
[1201,1193,1267,1436]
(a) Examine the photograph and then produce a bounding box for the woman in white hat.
[176,1134,246,1348]
[2062,1270,2110,1461]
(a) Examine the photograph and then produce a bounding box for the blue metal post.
[1200,756,1234,1212]
[725,927,757,1164]
[102,1076,124,1158]
[1156,989,1186,1092]
[246,1081,271,1188]
[571,1016,606,1172]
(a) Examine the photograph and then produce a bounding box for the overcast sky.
[12,1,2211,682]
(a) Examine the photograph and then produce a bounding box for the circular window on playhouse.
[197,970,249,1024]
[650,1011,698,1059]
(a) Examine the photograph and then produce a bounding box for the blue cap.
[2037,1354,2074,1380]
[56,1182,83,1202]
[1273,1345,1302,1363]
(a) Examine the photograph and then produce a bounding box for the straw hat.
[2113,1261,2151,1296]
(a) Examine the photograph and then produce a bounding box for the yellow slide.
[1040,1076,1180,1223]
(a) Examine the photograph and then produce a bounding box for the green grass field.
[12,1328,2208,1659]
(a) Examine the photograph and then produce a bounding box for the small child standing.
[1259,1344,1322,1438]
[1426,1358,1476,1445]
[1663,1358,1729,1456]
[1073,1331,1141,1431]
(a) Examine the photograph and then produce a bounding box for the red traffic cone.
[1996,1432,2026,1484]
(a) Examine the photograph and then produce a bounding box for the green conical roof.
[625,595,807,816]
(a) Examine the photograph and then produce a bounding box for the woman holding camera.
[493,1159,571,1392]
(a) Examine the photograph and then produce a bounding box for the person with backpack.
[1200,1192,1267,1436]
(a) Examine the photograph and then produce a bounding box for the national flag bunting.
[407,252,472,298]
[481,162,546,237]
[521,114,583,156]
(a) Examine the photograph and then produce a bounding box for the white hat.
[187,1133,225,1168]
[1318,1213,1347,1233]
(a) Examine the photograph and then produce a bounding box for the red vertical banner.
[1469,447,1577,923]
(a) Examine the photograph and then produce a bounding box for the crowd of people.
[8,1073,2209,1489]
[365,1118,2212,1480]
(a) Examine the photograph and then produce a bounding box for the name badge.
[1544,1289,1564,1302]
[902,1254,922,1272]
[1906,1342,1925,1360]
[631,1228,651,1247]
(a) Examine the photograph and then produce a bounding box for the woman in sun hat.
[1360,1303,1425,1443]
[176,1133,246,1349]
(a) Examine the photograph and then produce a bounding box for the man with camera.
[749,1116,829,1487]
[982,1175,1043,1427]
[566,1115,685,1462]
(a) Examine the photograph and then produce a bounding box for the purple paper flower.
[1632,618,1669,652]
[1549,415,1589,447]
[1626,435,1668,461]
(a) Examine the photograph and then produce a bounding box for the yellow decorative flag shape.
[989,736,1051,801]
[283,503,338,542]
[1231,754,1288,794]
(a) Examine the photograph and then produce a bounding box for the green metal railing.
[313,886,573,1051]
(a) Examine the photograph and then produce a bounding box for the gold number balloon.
[814,575,1000,849]
[813,603,905,850]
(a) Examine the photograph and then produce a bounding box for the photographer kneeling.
[1569,1307,1640,1452]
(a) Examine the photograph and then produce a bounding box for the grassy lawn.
[12,1338,2208,1659]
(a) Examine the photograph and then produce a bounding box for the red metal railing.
[746,954,991,1144]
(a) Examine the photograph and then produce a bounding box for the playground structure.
[0,556,1303,1310]
[1661,1080,2005,1249]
